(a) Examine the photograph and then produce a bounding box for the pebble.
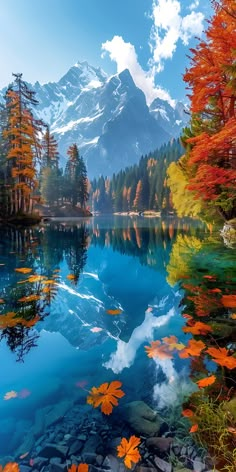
[193,459,207,472]
[154,457,173,472]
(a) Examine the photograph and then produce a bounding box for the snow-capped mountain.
[0,61,189,177]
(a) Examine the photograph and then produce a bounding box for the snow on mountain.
[0,61,188,177]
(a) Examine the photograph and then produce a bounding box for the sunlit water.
[0,216,235,465]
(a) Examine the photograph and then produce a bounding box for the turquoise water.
[0,217,234,464]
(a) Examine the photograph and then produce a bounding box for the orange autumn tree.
[3,73,42,216]
[170,0,236,220]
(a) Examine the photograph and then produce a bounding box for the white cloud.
[188,0,200,10]
[101,35,174,106]
[103,307,175,374]
[101,1,204,106]
[150,0,204,72]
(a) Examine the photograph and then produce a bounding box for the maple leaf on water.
[68,465,89,472]
[196,375,216,388]
[87,381,125,415]
[106,309,122,315]
[0,463,20,472]
[183,321,213,335]
[179,339,206,358]
[117,436,141,469]
[162,335,185,351]
[145,340,173,359]
[14,268,32,274]
[206,347,236,369]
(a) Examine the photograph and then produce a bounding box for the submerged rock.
[146,437,172,451]
[120,401,160,436]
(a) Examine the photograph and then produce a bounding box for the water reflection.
[0,223,89,360]
[0,217,234,468]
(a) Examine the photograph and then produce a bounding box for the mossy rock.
[121,401,160,436]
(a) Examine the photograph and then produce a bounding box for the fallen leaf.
[145,340,173,359]
[221,295,236,308]
[209,288,222,293]
[4,390,18,400]
[206,347,236,369]
[179,339,206,358]
[67,274,76,280]
[0,299,5,304]
[87,380,125,415]
[162,335,185,351]
[183,321,213,335]
[29,459,34,467]
[90,327,103,333]
[106,309,122,315]
[68,464,88,472]
[203,275,216,280]
[0,463,20,472]
[196,375,216,388]
[182,409,194,417]
[190,424,198,433]
[15,268,32,274]
[117,436,141,469]
[28,275,45,283]
[230,313,236,319]
[18,294,41,303]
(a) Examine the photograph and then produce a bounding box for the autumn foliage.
[168,0,236,220]
[117,436,141,469]
[87,381,125,415]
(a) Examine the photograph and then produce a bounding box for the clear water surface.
[0,216,235,464]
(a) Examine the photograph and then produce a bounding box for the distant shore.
[113,210,162,217]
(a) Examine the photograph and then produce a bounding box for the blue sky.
[0,0,212,103]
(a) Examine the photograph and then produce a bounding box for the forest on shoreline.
[0,0,235,226]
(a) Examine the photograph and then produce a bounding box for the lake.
[0,216,235,470]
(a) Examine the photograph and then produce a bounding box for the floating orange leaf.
[221,295,236,308]
[87,380,125,415]
[230,313,236,320]
[196,375,216,388]
[0,299,5,304]
[0,463,20,472]
[15,268,32,274]
[106,309,122,315]
[183,321,213,335]
[67,274,76,281]
[162,335,185,351]
[68,465,89,472]
[190,424,198,433]
[145,340,173,359]
[28,275,45,283]
[4,391,18,401]
[209,288,222,293]
[203,275,216,280]
[117,436,141,469]
[18,294,41,303]
[182,409,194,417]
[179,339,206,358]
[206,347,236,369]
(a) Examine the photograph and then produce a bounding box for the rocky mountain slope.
[0,61,189,176]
